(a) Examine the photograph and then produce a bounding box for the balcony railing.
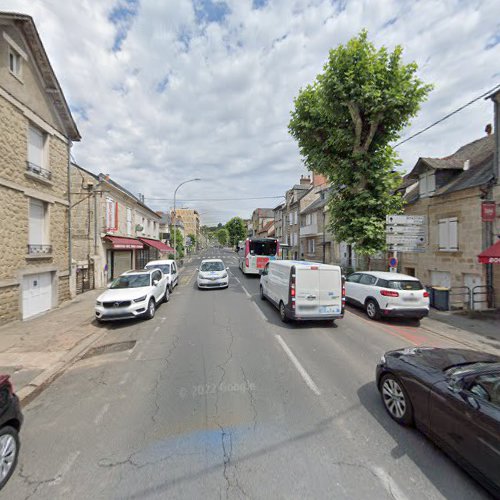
[300,223,319,236]
[26,162,52,181]
[27,244,52,255]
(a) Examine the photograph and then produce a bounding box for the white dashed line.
[241,285,252,299]
[252,302,268,322]
[119,372,131,385]
[371,466,409,500]
[53,451,81,484]
[94,403,110,424]
[154,326,160,333]
[275,334,321,396]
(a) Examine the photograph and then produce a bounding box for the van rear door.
[295,266,321,317]
[318,267,342,316]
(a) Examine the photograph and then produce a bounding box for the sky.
[4,0,500,225]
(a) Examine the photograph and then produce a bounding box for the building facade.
[0,12,80,323]
[250,208,274,238]
[173,208,199,248]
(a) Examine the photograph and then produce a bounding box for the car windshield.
[249,240,277,256]
[110,274,151,288]
[146,264,170,274]
[200,262,225,272]
[384,280,423,290]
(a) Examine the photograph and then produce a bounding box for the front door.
[464,273,484,311]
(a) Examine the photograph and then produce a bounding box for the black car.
[376,347,500,497]
[0,375,23,490]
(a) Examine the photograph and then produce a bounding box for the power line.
[394,82,500,148]
[144,195,285,201]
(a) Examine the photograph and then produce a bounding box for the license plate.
[403,296,418,301]
[319,306,340,314]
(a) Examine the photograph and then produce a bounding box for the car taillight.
[245,258,249,268]
[290,272,296,308]
[423,291,430,298]
[310,266,319,270]
[0,376,13,395]
[381,290,399,297]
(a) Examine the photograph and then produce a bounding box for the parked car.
[376,347,500,497]
[95,269,169,322]
[260,260,344,323]
[197,259,229,289]
[345,271,429,320]
[144,259,179,292]
[0,375,23,490]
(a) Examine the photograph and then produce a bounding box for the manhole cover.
[82,340,136,359]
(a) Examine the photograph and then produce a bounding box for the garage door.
[22,272,53,319]
[113,251,133,278]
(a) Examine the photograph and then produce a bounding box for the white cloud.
[3,0,500,223]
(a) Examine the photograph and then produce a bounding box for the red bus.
[238,238,279,275]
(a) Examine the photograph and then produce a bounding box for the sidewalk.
[0,289,105,404]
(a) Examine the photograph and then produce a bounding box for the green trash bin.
[432,287,450,311]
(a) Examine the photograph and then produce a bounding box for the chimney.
[312,172,328,187]
[485,123,492,135]
[463,160,470,171]
[300,175,311,185]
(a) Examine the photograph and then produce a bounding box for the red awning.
[139,238,175,253]
[105,236,143,249]
[478,240,500,264]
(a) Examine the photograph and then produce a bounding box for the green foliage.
[216,228,229,246]
[170,227,185,258]
[225,217,247,246]
[187,233,196,247]
[289,30,432,255]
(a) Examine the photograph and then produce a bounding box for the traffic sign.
[386,234,426,245]
[389,257,398,267]
[388,245,426,253]
[386,215,426,225]
[386,225,426,235]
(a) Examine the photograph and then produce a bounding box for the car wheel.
[145,298,155,319]
[0,426,19,490]
[260,286,266,301]
[279,302,288,323]
[380,374,413,426]
[365,299,381,320]
[164,287,170,303]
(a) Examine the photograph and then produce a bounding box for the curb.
[16,326,107,407]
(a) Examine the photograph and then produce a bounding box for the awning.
[478,240,500,264]
[105,236,143,249]
[139,238,175,253]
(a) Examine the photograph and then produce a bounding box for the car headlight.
[221,272,228,278]
[133,295,147,303]
[96,300,102,306]
[380,354,386,364]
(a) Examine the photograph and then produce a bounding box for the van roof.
[271,260,341,270]
[145,260,175,265]
[354,271,420,281]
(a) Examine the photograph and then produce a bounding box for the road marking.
[53,451,81,484]
[119,372,131,385]
[241,285,252,299]
[94,403,110,425]
[252,302,268,322]
[161,317,167,323]
[371,466,409,500]
[136,350,144,360]
[275,335,321,396]
[154,326,160,333]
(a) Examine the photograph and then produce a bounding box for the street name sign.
[388,245,426,253]
[386,234,426,245]
[386,215,426,225]
[386,225,426,235]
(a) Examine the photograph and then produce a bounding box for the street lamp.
[173,178,201,258]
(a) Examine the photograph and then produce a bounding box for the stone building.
[0,12,80,323]
[71,164,169,286]
[398,132,498,309]
[172,208,199,248]
[250,208,274,238]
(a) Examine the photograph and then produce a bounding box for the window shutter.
[427,173,436,195]
[419,174,427,196]
[438,219,448,250]
[114,202,119,231]
[28,126,44,168]
[449,218,458,251]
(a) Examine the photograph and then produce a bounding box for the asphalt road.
[6,248,493,499]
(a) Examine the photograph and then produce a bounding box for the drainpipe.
[67,141,72,278]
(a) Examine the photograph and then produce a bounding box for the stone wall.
[0,284,20,323]
[58,275,71,303]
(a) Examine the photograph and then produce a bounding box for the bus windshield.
[249,240,277,256]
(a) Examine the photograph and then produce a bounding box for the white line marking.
[161,317,167,323]
[94,403,110,425]
[53,451,81,484]
[154,326,160,333]
[136,350,144,361]
[371,466,409,500]
[252,302,268,322]
[241,285,252,299]
[119,372,131,385]
[275,335,321,396]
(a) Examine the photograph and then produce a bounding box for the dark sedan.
[0,375,23,490]
[376,347,500,497]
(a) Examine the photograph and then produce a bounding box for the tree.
[170,227,185,258]
[289,30,432,257]
[225,217,247,247]
[187,233,196,248]
[216,228,229,246]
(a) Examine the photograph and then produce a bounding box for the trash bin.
[426,286,435,308]
[432,287,450,311]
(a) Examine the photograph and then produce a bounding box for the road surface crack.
[18,464,61,500]
[241,367,257,431]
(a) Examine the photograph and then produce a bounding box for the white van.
[260,260,345,323]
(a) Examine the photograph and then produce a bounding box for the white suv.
[95,269,169,322]
[345,271,429,320]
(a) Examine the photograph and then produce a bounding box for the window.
[469,372,500,407]
[359,274,377,285]
[377,279,423,290]
[307,239,315,254]
[152,270,162,283]
[347,274,361,283]
[28,198,50,254]
[8,46,22,78]
[305,213,316,226]
[419,172,436,198]
[28,125,47,172]
[126,208,132,235]
[293,233,298,246]
[438,217,458,251]
[105,198,118,231]
[145,264,170,275]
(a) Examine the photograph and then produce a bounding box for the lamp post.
[173,178,201,258]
